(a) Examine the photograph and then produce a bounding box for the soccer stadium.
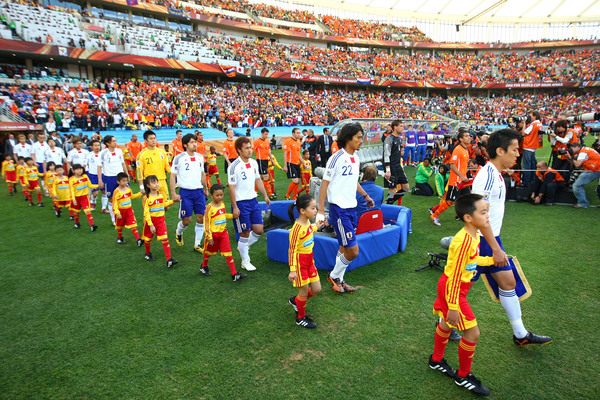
[0,0,599,398]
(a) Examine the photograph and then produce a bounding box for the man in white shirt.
[30,132,48,173]
[171,134,208,253]
[43,137,66,173]
[228,137,271,271]
[98,135,128,224]
[317,123,374,294]
[85,139,103,211]
[66,138,89,173]
[13,134,32,162]
[472,128,551,347]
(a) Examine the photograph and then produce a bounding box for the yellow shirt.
[112,187,142,215]
[51,176,71,201]
[17,164,26,181]
[44,171,57,188]
[288,221,316,272]
[143,193,174,225]
[136,147,171,181]
[300,159,312,175]
[69,175,98,198]
[208,153,217,167]
[24,166,43,184]
[1,160,16,175]
[203,203,233,241]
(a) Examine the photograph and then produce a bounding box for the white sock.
[247,231,261,246]
[194,223,204,246]
[176,221,187,236]
[101,194,108,210]
[237,237,250,264]
[330,251,350,280]
[108,202,115,225]
[499,288,528,338]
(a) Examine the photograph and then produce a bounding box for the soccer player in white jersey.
[85,140,102,211]
[171,134,208,253]
[98,135,128,225]
[317,123,374,294]
[66,138,89,173]
[228,136,271,271]
[472,128,551,347]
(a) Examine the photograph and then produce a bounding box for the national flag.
[323,89,328,96]
[219,65,236,78]
[357,77,373,85]
[126,0,138,6]
[253,119,263,129]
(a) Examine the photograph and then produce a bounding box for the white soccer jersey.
[31,141,48,162]
[67,148,89,167]
[99,148,125,177]
[227,157,259,201]
[14,143,32,158]
[472,161,505,237]
[172,152,204,190]
[44,147,65,165]
[323,148,360,209]
[85,151,102,174]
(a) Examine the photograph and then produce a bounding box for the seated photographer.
[355,165,384,220]
[567,142,600,209]
[530,161,565,206]
[413,157,434,196]
[548,120,578,181]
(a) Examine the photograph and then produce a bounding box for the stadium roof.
[288,0,600,24]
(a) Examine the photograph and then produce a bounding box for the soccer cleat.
[37,202,44,207]
[101,209,109,214]
[454,372,490,396]
[200,267,211,276]
[29,202,35,207]
[175,234,184,247]
[341,281,356,293]
[55,210,61,218]
[449,329,463,342]
[285,196,291,200]
[513,332,552,347]
[74,223,81,229]
[136,239,144,247]
[232,272,247,281]
[296,316,318,329]
[288,296,298,313]
[91,204,96,211]
[9,192,14,196]
[91,225,98,232]
[69,216,75,221]
[455,215,461,221]
[428,355,456,379]
[144,252,155,262]
[432,217,441,226]
[241,261,256,271]
[193,245,203,254]
[117,237,126,244]
[167,258,179,268]
[428,207,435,215]
[327,274,345,294]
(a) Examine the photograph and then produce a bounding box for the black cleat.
[455,372,490,396]
[29,202,35,207]
[232,272,247,281]
[69,215,75,220]
[296,315,318,329]
[74,223,81,229]
[55,210,61,218]
[428,207,435,215]
[9,192,14,196]
[37,202,45,207]
[91,225,98,232]
[167,258,178,268]
[200,267,211,276]
[449,329,463,342]
[327,274,345,294]
[136,239,144,247]
[513,332,552,347]
[145,252,155,262]
[428,355,456,379]
[288,296,298,314]
[175,234,183,247]
[117,237,126,244]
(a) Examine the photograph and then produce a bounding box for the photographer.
[474,133,490,167]
[521,111,543,186]
[548,120,578,181]
[529,161,565,206]
[567,142,600,208]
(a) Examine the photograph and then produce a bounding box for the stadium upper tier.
[1,2,599,87]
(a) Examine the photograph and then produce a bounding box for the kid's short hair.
[116,172,129,181]
[46,161,56,168]
[455,193,484,222]
[210,184,224,194]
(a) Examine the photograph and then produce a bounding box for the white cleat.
[432,217,441,226]
[241,262,257,271]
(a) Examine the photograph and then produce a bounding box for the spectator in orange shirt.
[283,127,303,200]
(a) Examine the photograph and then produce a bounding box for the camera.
[557,149,568,156]
[567,112,600,123]
[426,133,455,141]
[477,140,487,148]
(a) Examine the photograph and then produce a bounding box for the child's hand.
[72,198,77,206]
[117,214,122,219]
[446,310,459,327]
[288,271,297,282]
[150,225,156,234]
[315,219,324,228]
[53,195,58,200]
[208,239,214,246]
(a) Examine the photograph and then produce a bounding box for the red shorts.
[27,180,40,191]
[301,172,311,185]
[5,171,16,183]
[142,216,168,241]
[208,165,219,175]
[56,200,71,208]
[19,176,26,185]
[291,252,320,288]
[433,273,477,330]
[115,207,138,229]
[203,230,232,256]
[70,195,91,213]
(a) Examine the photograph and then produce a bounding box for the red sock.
[8,184,13,194]
[431,204,439,212]
[207,177,212,189]
[161,239,171,260]
[202,253,210,268]
[37,191,42,203]
[74,213,80,224]
[457,338,477,378]
[144,240,151,254]
[117,228,123,238]
[69,210,74,217]
[432,323,452,362]
[264,179,273,196]
[291,182,299,200]
[225,255,237,275]
[270,181,275,193]
[86,213,94,226]
[295,295,307,319]
[131,227,140,240]
[432,201,450,219]
[307,287,316,299]
[55,205,61,213]
[397,197,402,206]
[217,177,221,185]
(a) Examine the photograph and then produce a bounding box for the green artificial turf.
[1,144,599,399]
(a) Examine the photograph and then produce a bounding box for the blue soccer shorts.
[103,175,119,199]
[178,187,207,219]
[329,203,357,248]
[233,198,262,233]
[473,235,512,281]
